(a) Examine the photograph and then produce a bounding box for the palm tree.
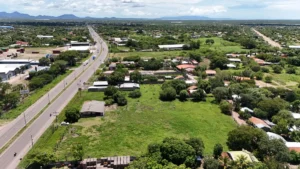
[230,155,250,169]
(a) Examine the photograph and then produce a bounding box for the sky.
[0,0,300,19]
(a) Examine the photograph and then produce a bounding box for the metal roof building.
[80,100,105,117]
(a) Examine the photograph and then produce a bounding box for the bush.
[286,67,296,74]
[254,108,268,119]
[272,65,283,74]
[219,100,232,115]
[265,76,273,83]
[104,86,118,97]
[239,111,251,120]
[65,107,80,123]
[105,99,115,106]
[192,90,206,102]
[261,67,270,73]
[129,90,142,98]
[117,95,127,106]
[160,87,177,101]
[179,90,189,101]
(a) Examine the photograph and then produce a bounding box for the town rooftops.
[267,132,286,142]
[158,44,185,49]
[249,117,271,130]
[228,58,242,62]
[176,64,196,70]
[0,64,26,74]
[205,70,216,75]
[93,81,108,86]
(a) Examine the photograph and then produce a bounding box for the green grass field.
[20,85,236,167]
[198,37,249,53]
[109,50,183,60]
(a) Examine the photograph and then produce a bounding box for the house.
[249,117,271,131]
[228,58,241,63]
[227,63,236,68]
[205,70,216,76]
[0,64,26,81]
[118,83,140,91]
[226,53,242,58]
[124,76,130,82]
[36,35,54,39]
[174,75,185,80]
[80,100,105,117]
[16,41,29,46]
[233,76,251,81]
[158,44,185,50]
[267,132,286,142]
[88,81,108,92]
[289,46,300,49]
[109,62,117,70]
[81,156,133,169]
[68,41,90,51]
[222,150,259,163]
[264,120,276,127]
[176,64,196,70]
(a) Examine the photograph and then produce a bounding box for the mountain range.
[0,11,230,20]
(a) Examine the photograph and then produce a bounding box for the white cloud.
[179,6,227,16]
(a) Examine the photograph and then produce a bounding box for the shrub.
[219,100,232,115]
[105,99,115,106]
[265,76,273,83]
[65,107,80,123]
[179,90,189,101]
[239,111,251,120]
[261,67,270,73]
[129,90,142,98]
[160,87,177,101]
[117,95,127,106]
[272,65,283,74]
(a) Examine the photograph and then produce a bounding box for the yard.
[20,85,236,167]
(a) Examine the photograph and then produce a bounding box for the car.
[61,121,69,126]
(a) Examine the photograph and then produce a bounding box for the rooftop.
[176,64,196,70]
[205,70,216,75]
[158,44,185,49]
[93,81,108,86]
[228,150,259,163]
[80,101,105,113]
[68,46,90,51]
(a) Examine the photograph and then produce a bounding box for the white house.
[158,44,185,50]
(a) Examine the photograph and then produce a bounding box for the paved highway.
[0,26,108,169]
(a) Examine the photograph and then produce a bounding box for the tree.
[65,107,80,123]
[285,91,298,102]
[113,92,128,106]
[39,57,50,66]
[184,137,205,156]
[286,66,296,74]
[212,87,230,103]
[130,70,142,83]
[210,56,229,69]
[160,137,196,167]
[257,98,288,118]
[272,119,290,135]
[227,126,267,152]
[3,92,20,109]
[179,90,189,101]
[230,155,251,169]
[27,151,56,166]
[107,71,126,85]
[160,87,177,101]
[203,158,220,169]
[292,100,300,113]
[56,50,79,66]
[72,144,84,160]
[209,77,224,90]
[129,90,142,98]
[257,138,290,162]
[219,100,232,115]
[213,143,223,159]
[205,39,215,45]
[191,89,206,102]
[162,80,187,95]
[104,86,118,97]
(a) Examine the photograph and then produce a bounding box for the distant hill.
[0,11,231,20]
[0,11,80,20]
[158,16,231,20]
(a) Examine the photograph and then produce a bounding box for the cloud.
[179,6,227,16]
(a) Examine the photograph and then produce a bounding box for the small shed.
[109,62,117,70]
[80,101,105,117]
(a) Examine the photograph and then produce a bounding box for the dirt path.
[252,28,282,49]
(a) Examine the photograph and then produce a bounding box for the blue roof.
[0,26,14,29]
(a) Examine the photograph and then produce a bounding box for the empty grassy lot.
[198,37,249,53]
[109,50,183,60]
[20,85,236,167]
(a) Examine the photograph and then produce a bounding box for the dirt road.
[252,28,282,49]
